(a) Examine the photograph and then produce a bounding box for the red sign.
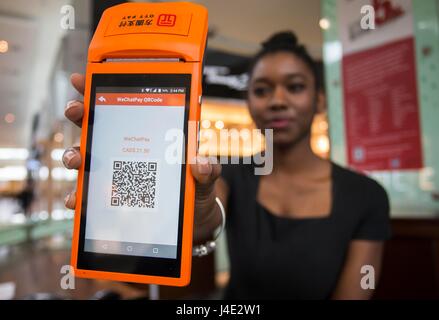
[342,37,423,171]
[373,0,405,26]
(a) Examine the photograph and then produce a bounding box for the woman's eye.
[253,87,270,97]
[287,83,306,93]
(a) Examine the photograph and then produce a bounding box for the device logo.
[157,14,176,27]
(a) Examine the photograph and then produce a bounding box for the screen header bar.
[95,93,186,106]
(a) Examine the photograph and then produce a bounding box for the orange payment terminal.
[71,2,208,286]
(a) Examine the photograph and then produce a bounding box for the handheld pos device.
[71,2,208,286]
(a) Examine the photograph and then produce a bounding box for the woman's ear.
[316,90,327,114]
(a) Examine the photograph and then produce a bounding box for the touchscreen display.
[80,74,189,264]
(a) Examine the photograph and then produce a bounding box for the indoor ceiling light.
[0,40,8,53]
[0,166,27,181]
[51,149,65,161]
[0,148,28,160]
[54,132,64,143]
[215,120,225,130]
[316,135,330,154]
[201,119,211,129]
[4,113,15,124]
[319,18,330,30]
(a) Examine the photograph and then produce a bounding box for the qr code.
[111,161,158,208]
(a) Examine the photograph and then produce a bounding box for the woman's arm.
[331,240,385,300]
[193,175,229,242]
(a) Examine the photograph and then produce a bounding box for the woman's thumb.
[190,155,221,186]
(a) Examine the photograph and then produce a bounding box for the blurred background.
[0,0,438,300]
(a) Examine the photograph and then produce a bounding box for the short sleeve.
[352,181,392,241]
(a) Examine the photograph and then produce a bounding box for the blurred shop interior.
[0,0,439,300]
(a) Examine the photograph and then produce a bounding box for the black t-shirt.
[220,160,391,300]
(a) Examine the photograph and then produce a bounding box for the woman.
[63,31,391,300]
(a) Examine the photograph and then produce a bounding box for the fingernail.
[66,100,77,111]
[199,163,212,175]
[198,157,212,175]
[64,194,70,206]
[63,149,75,167]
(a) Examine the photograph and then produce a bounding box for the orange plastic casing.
[71,2,208,287]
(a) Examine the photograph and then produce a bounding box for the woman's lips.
[267,118,292,129]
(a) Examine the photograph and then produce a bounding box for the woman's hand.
[63,73,223,238]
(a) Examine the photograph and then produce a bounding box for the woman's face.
[248,51,323,146]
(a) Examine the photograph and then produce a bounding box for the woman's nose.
[269,86,288,110]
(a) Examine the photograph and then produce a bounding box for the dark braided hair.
[248,31,321,91]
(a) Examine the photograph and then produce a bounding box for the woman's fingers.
[65,100,84,127]
[64,190,77,210]
[65,74,86,127]
[70,73,85,95]
[62,146,81,170]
